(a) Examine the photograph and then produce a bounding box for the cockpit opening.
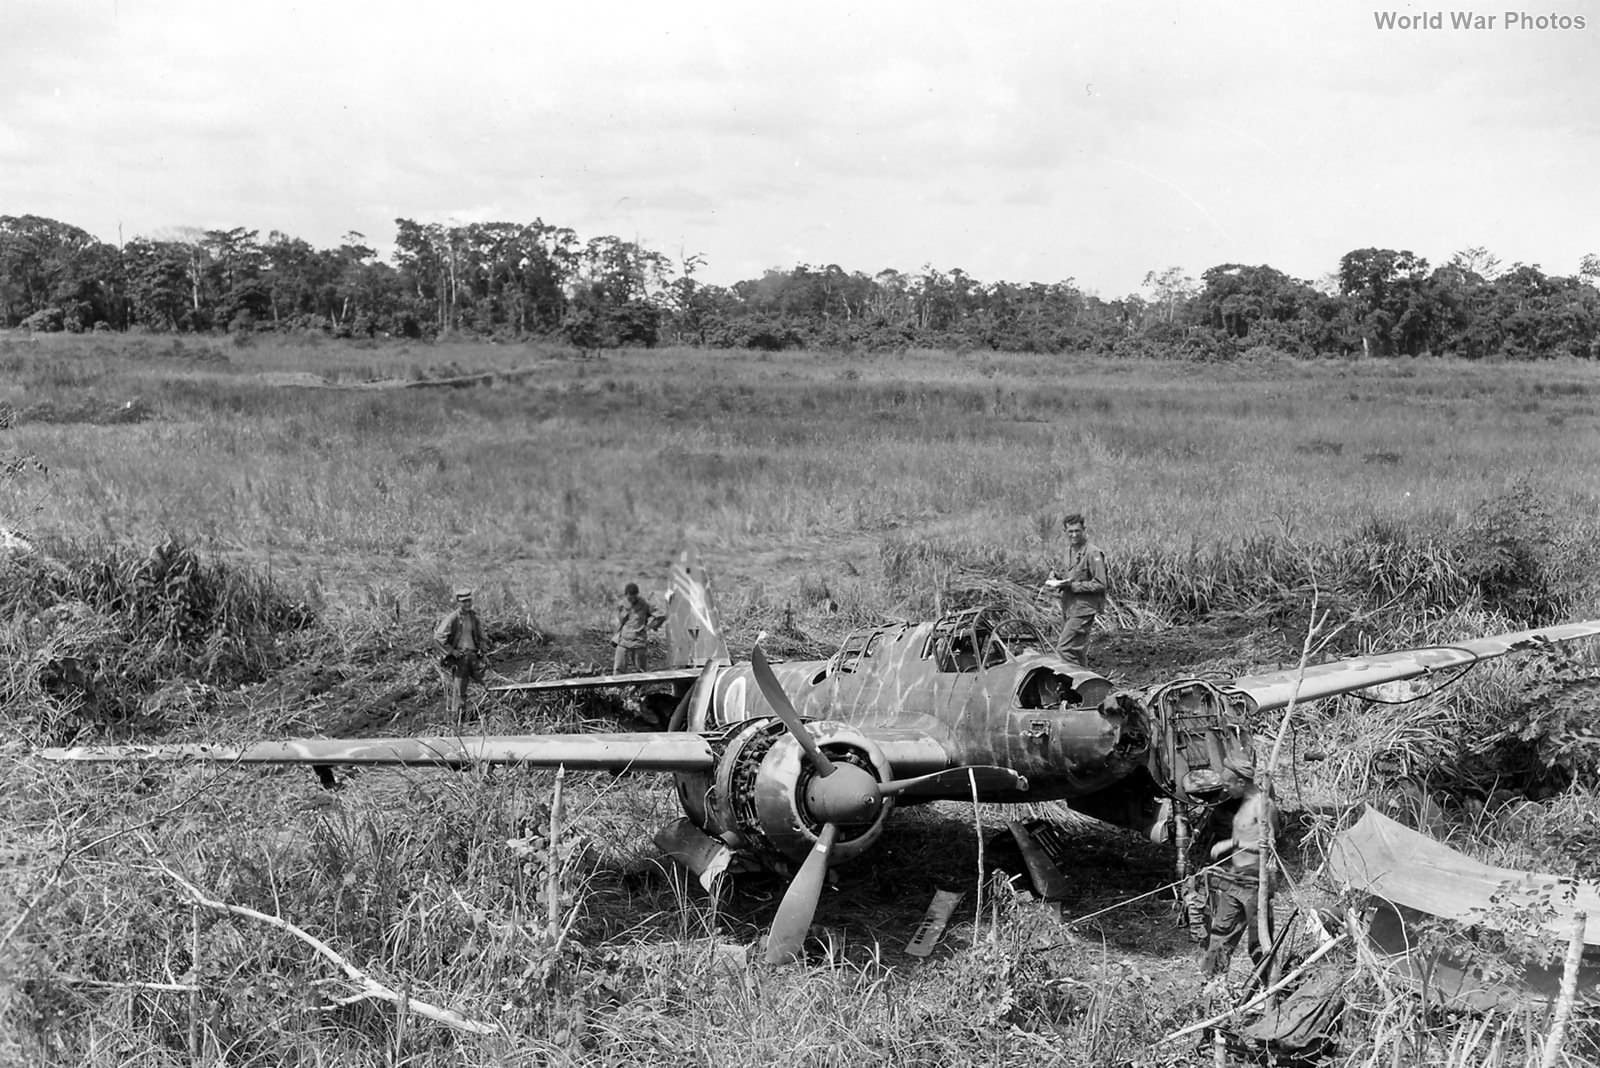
[1017,667,1115,710]
[922,609,1046,674]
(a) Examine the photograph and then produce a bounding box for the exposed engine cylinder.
[683,718,895,864]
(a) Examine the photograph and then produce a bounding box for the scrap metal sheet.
[1329,807,1600,1010]
[1327,808,1600,946]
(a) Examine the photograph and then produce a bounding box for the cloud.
[2,1,1595,296]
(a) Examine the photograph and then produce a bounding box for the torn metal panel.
[1328,808,1600,1010]
[1328,809,1600,946]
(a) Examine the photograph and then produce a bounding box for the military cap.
[1222,753,1256,779]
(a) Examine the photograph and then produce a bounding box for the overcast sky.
[3,1,1595,295]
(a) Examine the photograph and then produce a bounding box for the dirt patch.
[1097,619,1297,688]
[13,396,154,426]
[252,371,329,387]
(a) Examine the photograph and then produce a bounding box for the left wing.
[489,667,704,694]
[1222,618,1600,713]
[39,733,715,772]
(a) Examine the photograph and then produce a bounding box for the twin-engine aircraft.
[42,550,1600,963]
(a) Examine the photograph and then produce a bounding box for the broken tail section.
[667,548,731,668]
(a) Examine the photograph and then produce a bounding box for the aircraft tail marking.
[667,547,731,668]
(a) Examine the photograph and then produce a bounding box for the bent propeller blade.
[765,822,840,965]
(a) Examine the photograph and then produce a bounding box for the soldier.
[613,581,666,673]
[1048,511,1108,666]
[1201,757,1279,979]
[434,587,486,724]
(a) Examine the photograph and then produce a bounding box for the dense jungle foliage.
[4,213,1599,359]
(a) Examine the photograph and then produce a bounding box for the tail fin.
[666,548,731,667]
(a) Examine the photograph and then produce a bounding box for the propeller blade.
[750,645,836,778]
[878,765,1029,797]
[765,822,839,964]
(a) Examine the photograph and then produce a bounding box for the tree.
[1424,262,1497,359]
[1337,248,1432,356]
[201,227,269,330]
[0,214,117,329]
[1189,264,1327,351]
[123,239,198,330]
[1142,267,1197,324]
[1491,264,1600,358]
[1579,253,1600,289]
[664,251,712,344]
[1448,246,1505,282]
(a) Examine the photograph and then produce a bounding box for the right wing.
[1222,618,1600,713]
[39,732,715,772]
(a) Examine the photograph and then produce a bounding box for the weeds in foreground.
[7,340,1600,1063]
[9,748,1596,1065]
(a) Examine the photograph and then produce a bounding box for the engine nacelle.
[674,717,896,865]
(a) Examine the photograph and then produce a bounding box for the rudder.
[666,548,730,667]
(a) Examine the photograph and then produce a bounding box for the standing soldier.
[434,587,486,724]
[1048,511,1109,666]
[613,581,666,673]
[1201,757,1279,979]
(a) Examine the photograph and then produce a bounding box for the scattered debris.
[906,888,964,957]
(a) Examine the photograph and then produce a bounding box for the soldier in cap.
[1200,755,1279,979]
[434,586,486,724]
[612,581,666,673]
[1047,511,1109,666]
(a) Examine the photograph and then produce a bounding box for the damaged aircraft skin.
[41,549,1600,963]
[1331,808,1600,1011]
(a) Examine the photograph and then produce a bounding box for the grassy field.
[4,332,1600,1065]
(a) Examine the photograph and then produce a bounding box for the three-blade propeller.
[749,645,1026,963]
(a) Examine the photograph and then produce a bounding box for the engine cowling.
[675,717,896,866]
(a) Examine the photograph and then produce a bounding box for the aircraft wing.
[489,667,705,694]
[1222,618,1600,713]
[39,733,715,772]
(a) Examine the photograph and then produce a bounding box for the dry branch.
[55,976,201,993]
[1158,931,1351,1046]
[157,864,497,1036]
[1541,909,1588,1068]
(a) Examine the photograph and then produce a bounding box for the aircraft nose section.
[804,762,883,825]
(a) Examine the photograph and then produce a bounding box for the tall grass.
[6,334,1600,1063]
[7,338,1600,609]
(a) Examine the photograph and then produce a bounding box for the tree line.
[3,213,1598,359]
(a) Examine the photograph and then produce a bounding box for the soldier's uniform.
[1201,777,1278,978]
[434,588,486,723]
[1055,541,1108,666]
[613,589,665,673]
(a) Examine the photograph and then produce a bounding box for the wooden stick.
[1541,910,1588,1068]
[970,768,984,940]
[547,765,566,935]
[188,902,201,1061]
[1258,598,1329,984]
[540,765,580,985]
[56,977,201,993]
[157,864,496,1036]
